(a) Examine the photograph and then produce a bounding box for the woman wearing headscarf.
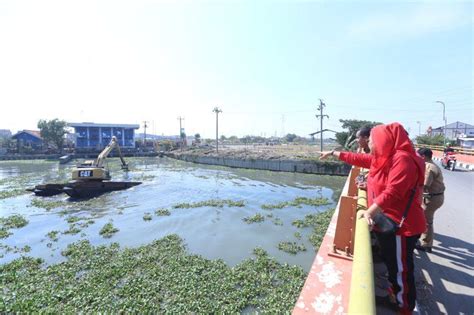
[320,122,426,314]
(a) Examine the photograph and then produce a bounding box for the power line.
[316,99,329,151]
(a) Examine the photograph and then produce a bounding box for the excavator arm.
[94,136,129,170]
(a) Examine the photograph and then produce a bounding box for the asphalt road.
[415,163,474,314]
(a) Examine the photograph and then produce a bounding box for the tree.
[194,133,201,144]
[37,119,68,153]
[285,133,298,143]
[335,119,381,149]
[220,135,227,141]
[415,134,445,146]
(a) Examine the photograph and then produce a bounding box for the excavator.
[28,137,141,198]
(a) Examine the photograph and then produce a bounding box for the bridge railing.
[293,167,375,314]
[414,144,474,156]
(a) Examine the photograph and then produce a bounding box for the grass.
[261,197,330,210]
[99,222,119,238]
[0,235,306,313]
[173,199,245,209]
[243,214,265,224]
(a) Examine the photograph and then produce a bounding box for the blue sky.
[0,0,472,138]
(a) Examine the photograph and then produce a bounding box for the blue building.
[68,122,140,151]
[12,130,43,151]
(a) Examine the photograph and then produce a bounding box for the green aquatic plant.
[294,232,302,240]
[277,241,307,255]
[261,197,330,210]
[155,209,170,216]
[66,216,81,224]
[30,199,65,211]
[272,218,284,226]
[143,213,152,221]
[63,225,81,235]
[0,214,29,229]
[0,228,11,239]
[292,208,335,249]
[99,222,119,238]
[243,213,265,224]
[0,235,306,313]
[46,231,59,242]
[0,189,28,200]
[173,199,245,209]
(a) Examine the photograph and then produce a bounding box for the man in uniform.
[416,148,445,253]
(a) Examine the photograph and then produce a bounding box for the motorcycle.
[441,151,457,171]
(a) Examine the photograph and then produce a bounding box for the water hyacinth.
[143,213,153,221]
[155,209,171,216]
[0,214,29,239]
[0,235,306,313]
[278,241,307,255]
[243,214,265,224]
[99,222,119,238]
[261,197,330,210]
[173,199,245,209]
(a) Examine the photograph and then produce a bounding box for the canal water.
[0,157,345,271]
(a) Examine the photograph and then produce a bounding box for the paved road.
[415,163,474,314]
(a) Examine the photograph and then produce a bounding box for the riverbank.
[166,146,350,176]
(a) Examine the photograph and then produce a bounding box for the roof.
[12,130,42,140]
[433,121,474,129]
[68,122,140,129]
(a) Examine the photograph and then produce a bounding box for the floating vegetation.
[0,189,27,200]
[66,216,81,224]
[0,214,29,229]
[23,245,31,253]
[173,199,245,209]
[261,197,330,210]
[0,214,29,239]
[63,225,81,235]
[46,231,59,242]
[278,241,307,255]
[243,214,265,224]
[272,218,284,226]
[143,213,152,221]
[0,235,306,313]
[99,222,119,238]
[155,209,171,216]
[294,232,302,240]
[30,199,65,211]
[292,208,335,249]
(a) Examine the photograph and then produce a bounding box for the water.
[0,157,345,271]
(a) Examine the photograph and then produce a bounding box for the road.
[415,163,474,314]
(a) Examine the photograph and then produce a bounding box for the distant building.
[431,121,474,140]
[68,122,140,151]
[11,130,43,150]
[458,137,474,148]
[0,129,12,138]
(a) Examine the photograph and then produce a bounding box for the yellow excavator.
[28,136,141,198]
[72,136,129,181]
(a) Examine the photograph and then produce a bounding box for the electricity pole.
[213,107,222,153]
[416,121,421,136]
[436,101,447,146]
[177,116,185,149]
[316,99,329,151]
[143,121,148,151]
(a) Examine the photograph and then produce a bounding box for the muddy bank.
[166,148,350,176]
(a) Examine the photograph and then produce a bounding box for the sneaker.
[375,295,400,311]
[415,244,432,253]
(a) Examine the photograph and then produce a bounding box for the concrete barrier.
[167,153,351,176]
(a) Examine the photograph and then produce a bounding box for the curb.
[433,157,474,171]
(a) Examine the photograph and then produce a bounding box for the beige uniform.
[420,160,445,247]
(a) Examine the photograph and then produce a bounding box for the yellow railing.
[348,185,376,314]
[415,144,474,155]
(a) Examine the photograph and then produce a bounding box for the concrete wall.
[167,153,351,176]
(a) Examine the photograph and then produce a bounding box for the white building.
[431,121,474,140]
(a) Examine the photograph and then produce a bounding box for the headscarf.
[370,123,424,185]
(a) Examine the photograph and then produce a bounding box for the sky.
[0,0,472,138]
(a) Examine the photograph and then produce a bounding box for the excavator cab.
[71,136,128,181]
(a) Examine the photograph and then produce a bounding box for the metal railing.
[415,144,474,155]
[348,187,375,314]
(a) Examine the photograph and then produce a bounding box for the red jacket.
[340,151,426,236]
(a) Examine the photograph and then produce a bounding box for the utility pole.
[143,121,148,151]
[213,107,222,153]
[416,121,421,136]
[177,116,185,149]
[436,101,447,146]
[316,99,329,151]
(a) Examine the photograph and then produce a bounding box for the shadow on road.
[415,233,474,314]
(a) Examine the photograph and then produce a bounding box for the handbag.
[372,186,417,234]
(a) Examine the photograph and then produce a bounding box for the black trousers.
[375,232,420,311]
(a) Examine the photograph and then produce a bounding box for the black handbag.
[372,186,417,234]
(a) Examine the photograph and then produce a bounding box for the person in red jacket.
[320,122,426,314]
